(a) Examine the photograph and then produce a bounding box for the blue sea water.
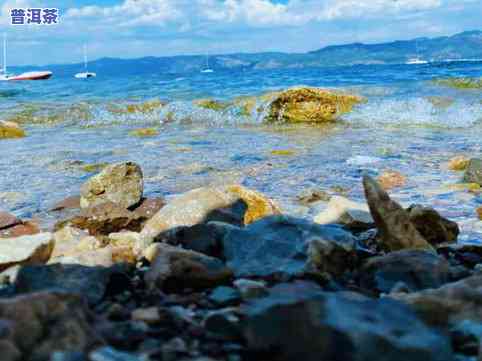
[0,61,481,241]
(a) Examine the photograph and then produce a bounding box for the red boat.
[6,71,53,81]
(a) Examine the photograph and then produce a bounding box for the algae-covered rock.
[270,149,296,156]
[477,207,482,220]
[448,156,470,171]
[0,121,26,139]
[128,127,159,137]
[433,77,482,90]
[264,87,363,123]
[377,170,406,190]
[80,162,144,209]
[195,99,231,111]
[463,159,482,186]
[108,99,165,115]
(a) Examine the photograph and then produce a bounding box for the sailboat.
[0,34,52,81]
[200,54,214,73]
[75,45,96,79]
[406,39,428,65]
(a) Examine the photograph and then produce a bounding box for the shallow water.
[1,62,481,241]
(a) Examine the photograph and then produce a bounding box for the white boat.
[406,57,429,65]
[75,45,96,79]
[0,34,52,81]
[201,54,214,73]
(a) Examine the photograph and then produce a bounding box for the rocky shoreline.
[0,154,480,361]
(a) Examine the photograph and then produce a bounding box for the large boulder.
[362,175,433,252]
[463,158,482,186]
[360,250,451,294]
[264,87,363,123]
[80,162,143,209]
[140,185,280,248]
[0,212,21,230]
[241,281,453,361]
[0,292,103,361]
[0,121,25,139]
[407,205,459,246]
[314,196,373,231]
[0,233,54,272]
[221,215,357,279]
[144,243,233,292]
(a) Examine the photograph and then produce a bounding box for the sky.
[0,0,481,65]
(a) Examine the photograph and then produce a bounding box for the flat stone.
[0,221,40,238]
[0,211,21,230]
[314,196,373,230]
[131,197,165,219]
[50,195,81,212]
[0,233,55,272]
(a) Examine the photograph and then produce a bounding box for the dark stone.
[14,264,128,305]
[221,215,357,279]
[360,250,451,294]
[242,281,453,361]
[204,309,242,341]
[463,158,482,185]
[407,205,459,246]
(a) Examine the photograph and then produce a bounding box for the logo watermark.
[10,8,59,25]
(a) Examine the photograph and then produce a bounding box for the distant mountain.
[12,30,482,76]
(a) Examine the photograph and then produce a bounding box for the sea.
[0,61,481,242]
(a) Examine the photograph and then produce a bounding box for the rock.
[393,275,482,326]
[144,244,233,292]
[52,248,115,268]
[233,279,267,300]
[241,281,453,361]
[140,185,280,248]
[264,87,363,123]
[50,196,81,212]
[0,292,103,360]
[56,202,147,236]
[209,286,241,306]
[448,156,470,171]
[407,204,459,245]
[89,347,142,361]
[377,170,406,190]
[0,233,54,272]
[0,220,40,238]
[128,128,159,137]
[222,215,357,279]
[296,189,331,205]
[14,264,128,305]
[314,196,373,231]
[131,307,161,325]
[477,207,482,220]
[195,99,231,111]
[0,121,25,139]
[80,162,143,209]
[464,159,482,186]
[362,175,434,252]
[360,250,451,294]
[203,308,241,341]
[131,197,165,219]
[0,212,21,230]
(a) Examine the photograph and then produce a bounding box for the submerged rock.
[448,156,470,171]
[0,233,54,272]
[128,128,159,137]
[314,196,373,230]
[80,162,144,209]
[140,185,279,248]
[0,292,103,360]
[477,207,482,220]
[242,281,453,361]
[377,170,406,190]
[360,250,451,294]
[296,188,331,205]
[362,175,433,252]
[195,99,231,111]
[144,243,233,292]
[463,159,482,186]
[0,121,25,139]
[407,204,459,245]
[222,215,357,279]
[264,87,363,123]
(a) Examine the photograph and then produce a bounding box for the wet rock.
[222,215,357,279]
[0,233,55,272]
[477,206,482,220]
[242,281,453,361]
[0,212,21,230]
[264,87,363,123]
[0,292,103,360]
[448,156,470,171]
[233,279,267,300]
[203,308,241,341]
[393,275,482,326]
[50,196,81,212]
[363,175,434,252]
[209,286,241,306]
[14,264,128,305]
[377,170,406,190]
[144,244,233,292]
[140,185,279,248]
[0,121,25,139]
[296,189,331,205]
[407,204,459,245]
[128,127,159,137]
[131,307,161,325]
[450,320,482,356]
[89,347,142,361]
[0,220,40,238]
[464,159,482,186]
[360,250,451,294]
[80,162,144,209]
[195,99,231,111]
[56,202,147,236]
[314,196,373,231]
